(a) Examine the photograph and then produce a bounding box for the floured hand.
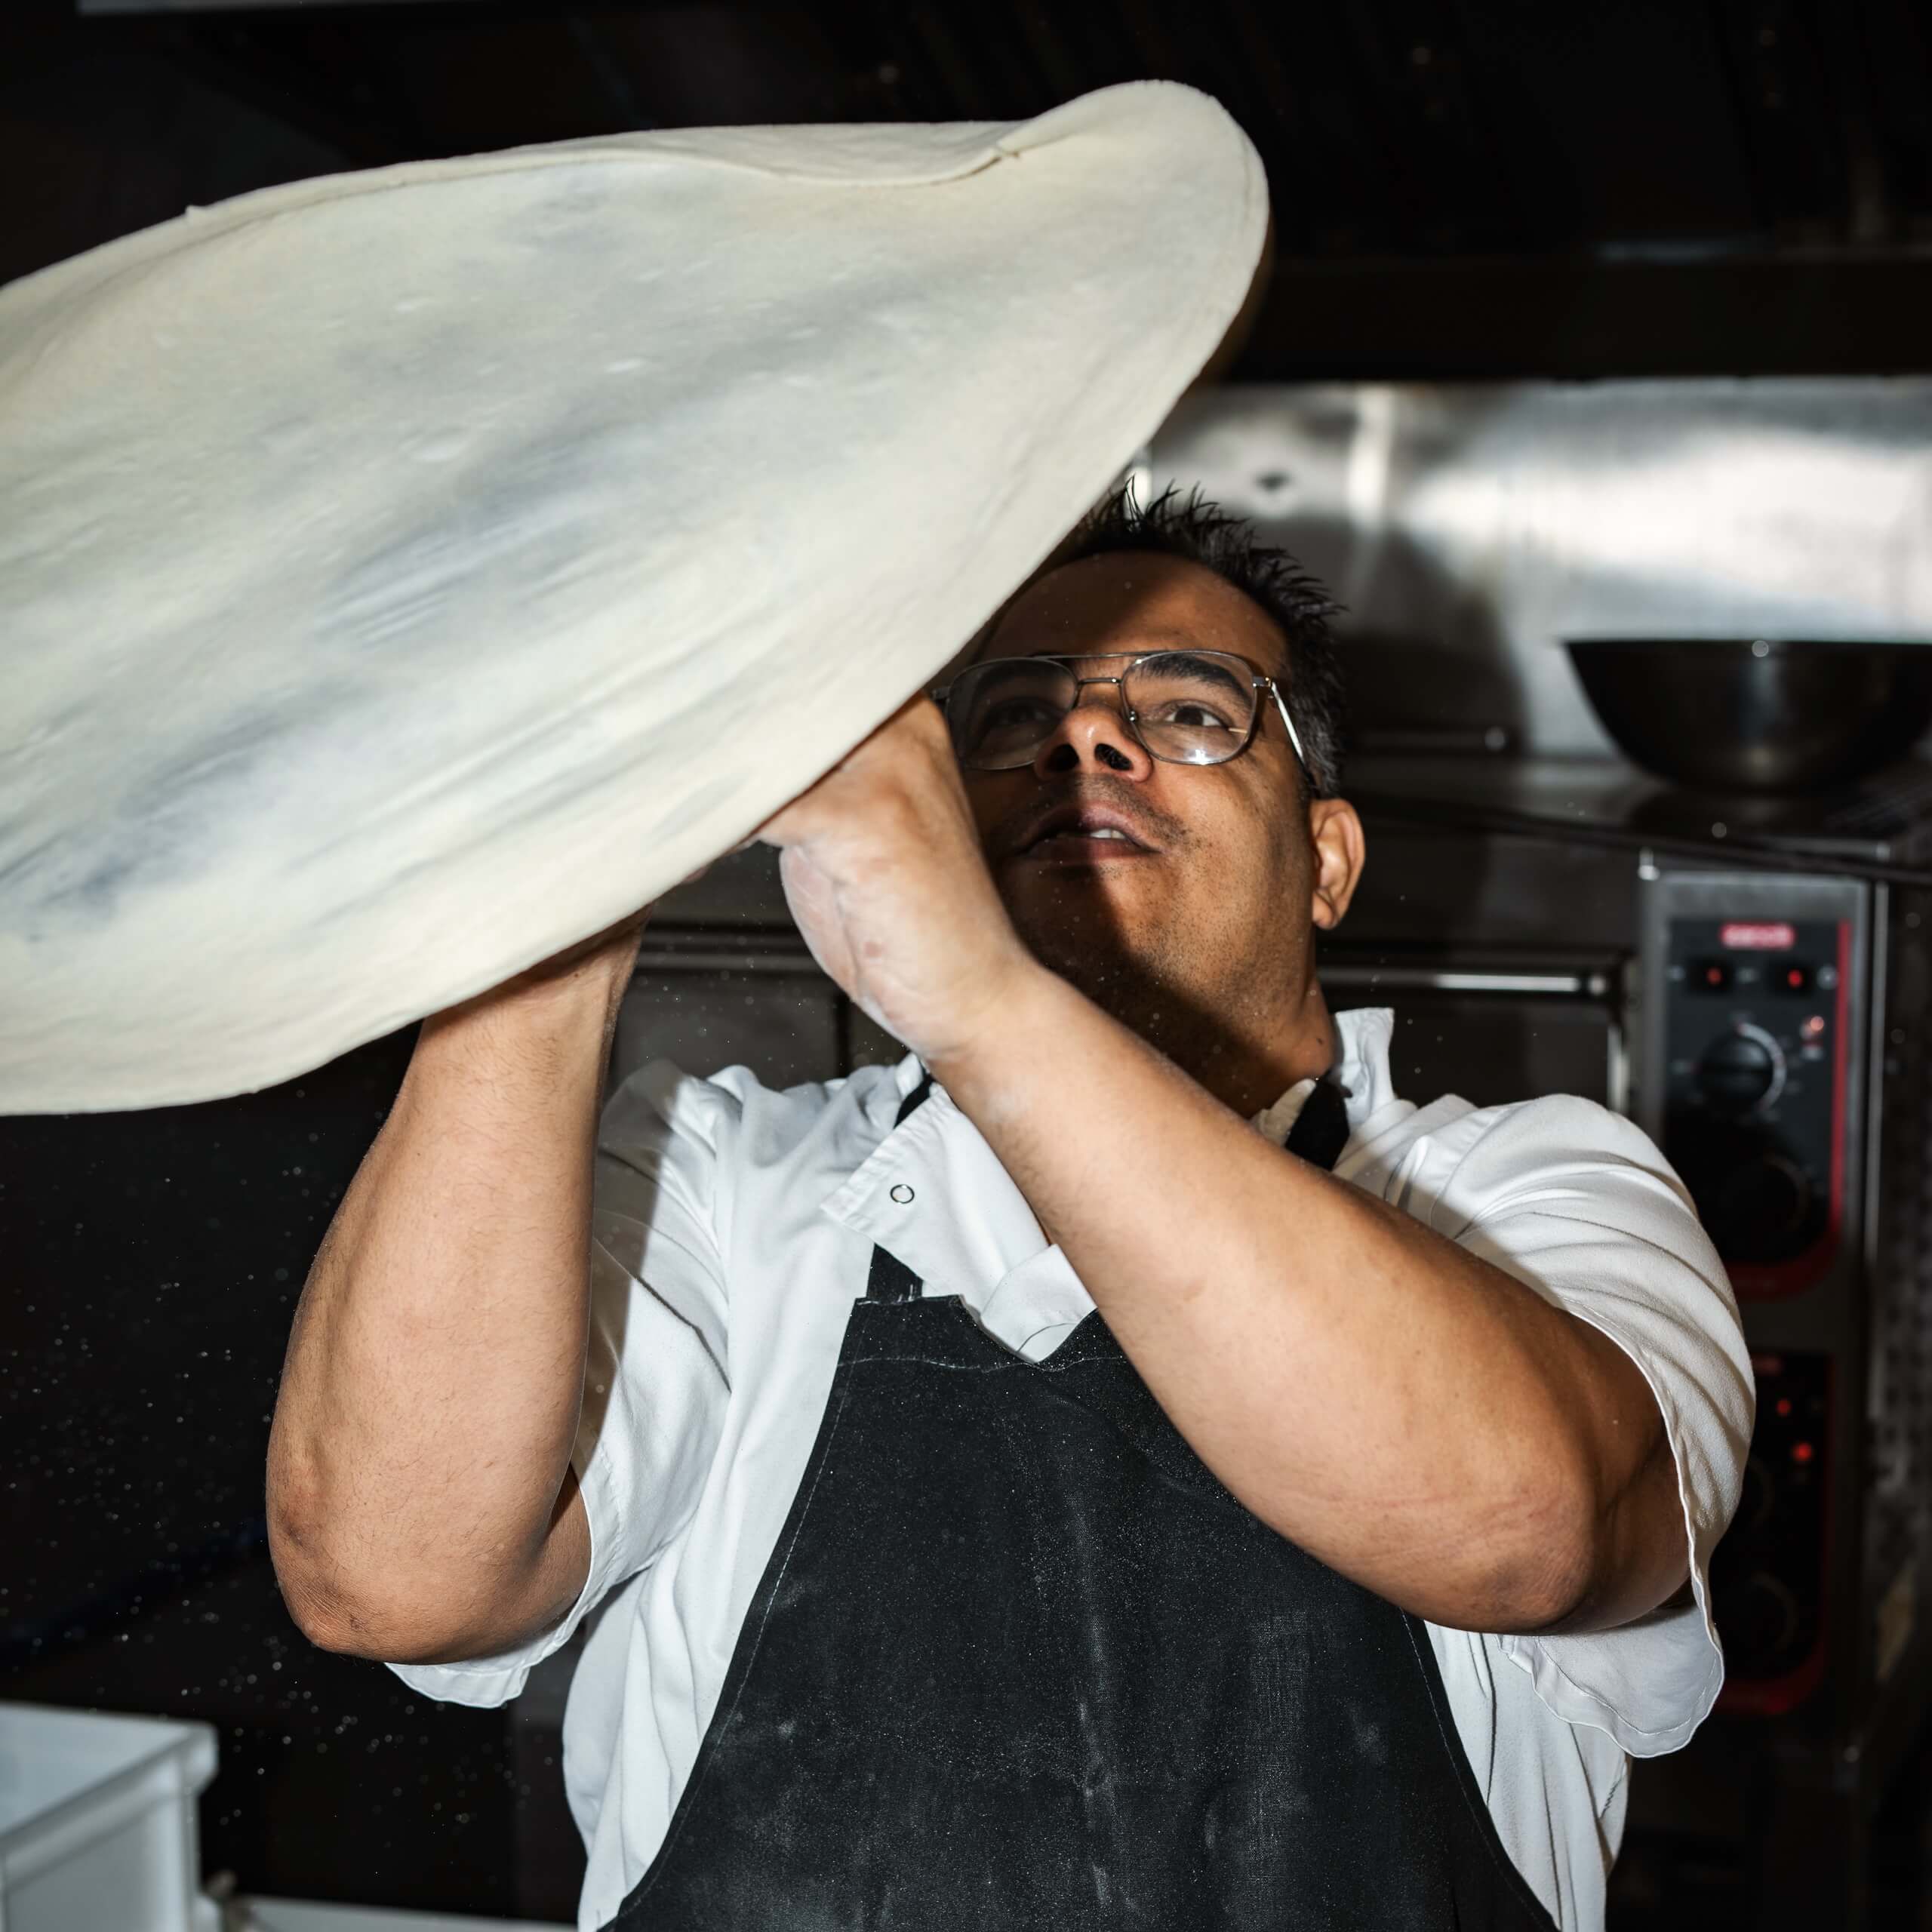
[758,699,1039,1068]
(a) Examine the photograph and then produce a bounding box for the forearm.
[267,953,626,1659]
[933,964,1678,1632]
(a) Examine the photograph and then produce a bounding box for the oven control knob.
[1710,1154,1814,1262]
[1696,1025,1786,1117]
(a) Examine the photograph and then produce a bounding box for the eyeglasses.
[933,650,1311,779]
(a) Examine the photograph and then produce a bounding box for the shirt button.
[888,1183,915,1204]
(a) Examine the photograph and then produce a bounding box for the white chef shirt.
[392,1005,1753,1932]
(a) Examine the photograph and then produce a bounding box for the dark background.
[5,2,1932,1924]
[6,0,1932,377]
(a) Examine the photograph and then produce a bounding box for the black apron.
[610,1077,1559,1930]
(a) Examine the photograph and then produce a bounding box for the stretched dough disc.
[0,82,1266,1113]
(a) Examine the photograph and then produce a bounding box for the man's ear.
[1307,798,1365,932]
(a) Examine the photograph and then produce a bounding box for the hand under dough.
[445,852,721,1023]
[757,699,1038,1068]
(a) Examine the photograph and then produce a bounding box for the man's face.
[958,552,1359,1050]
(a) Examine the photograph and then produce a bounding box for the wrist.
[924,952,1076,1107]
[421,940,632,1078]
[434,912,641,1027]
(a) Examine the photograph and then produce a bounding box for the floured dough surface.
[0,83,1265,1112]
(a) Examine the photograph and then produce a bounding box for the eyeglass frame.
[931,649,1312,785]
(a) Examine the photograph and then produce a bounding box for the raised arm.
[266,918,645,1665]
[931,977,1691,1635]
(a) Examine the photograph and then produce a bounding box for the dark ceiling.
[5,0,1932,377]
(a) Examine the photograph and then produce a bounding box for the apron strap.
[1282,1072,1350,1171]
[863,1067,1349,1305]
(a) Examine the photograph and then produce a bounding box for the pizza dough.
[0,83,1266,1113]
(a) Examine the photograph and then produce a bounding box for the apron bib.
[609,1078,1558,1930]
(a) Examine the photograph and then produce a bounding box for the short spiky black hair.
[1049,485,1347,798]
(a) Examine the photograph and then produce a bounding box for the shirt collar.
[1250,1007,1397,1145]
[823,1067,1048,1293]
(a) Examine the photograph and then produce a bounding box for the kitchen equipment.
[1321,943,1629,1114]
[0,1702,220,1932]
[1634,856,1932,1924]
[232,1899,566,1930]
[1566,638,1932,794]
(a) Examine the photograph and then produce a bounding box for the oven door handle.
[1318,964,1617,999]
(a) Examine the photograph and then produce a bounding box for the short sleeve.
[1415,1095,1755,1757]
[388,1058,734,1709]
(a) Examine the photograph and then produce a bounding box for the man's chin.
[1000,852,1159,917]
[1006,893,1170,1007]
[1004,870,1131,943]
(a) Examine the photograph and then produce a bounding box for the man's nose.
[1029,682,1155,780]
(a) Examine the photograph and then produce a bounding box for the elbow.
[1466,1456,1601,1635]
[1514,1466,1630,1633]
[266,1458,360,1653]
[268,1503,386,1659]
[267,1491,471,1664]
[272,1546,479,1663]
[1493,1529,1595,1634]
[1508,1423,1689,1636]
[275,1572,392,1661]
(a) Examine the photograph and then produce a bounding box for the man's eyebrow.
[1140,649,1253,697]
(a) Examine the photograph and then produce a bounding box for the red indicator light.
[1787,969,1804,988]
[1792,1441,1816,1466]
[1775,1397,1793,1417]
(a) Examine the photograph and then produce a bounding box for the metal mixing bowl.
[1565,638,1932,794]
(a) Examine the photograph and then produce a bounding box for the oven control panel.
[1660,917,1846,1292]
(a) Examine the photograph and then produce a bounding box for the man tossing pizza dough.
[266,488,1751,1932]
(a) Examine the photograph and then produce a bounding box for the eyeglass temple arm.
[1266,682,1312,781]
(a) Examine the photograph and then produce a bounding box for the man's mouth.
[1012,808,1156,863]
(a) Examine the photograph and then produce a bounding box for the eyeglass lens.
[947,653,1260,770]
